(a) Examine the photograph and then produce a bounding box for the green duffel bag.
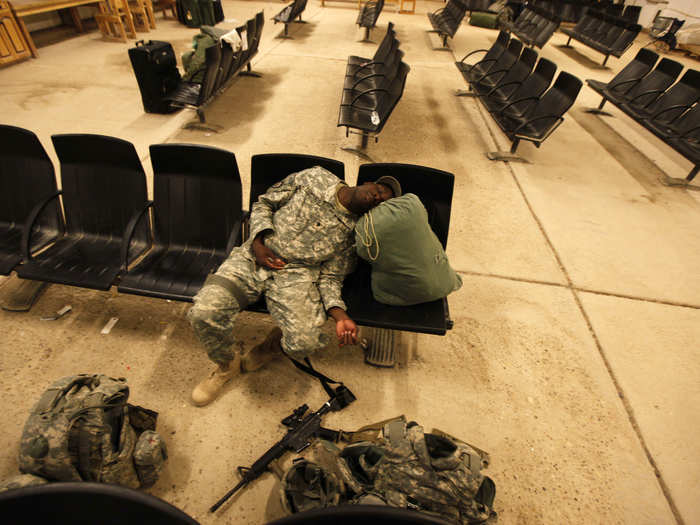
[469,12,499,29]
[197,0,217,26]
[355,193,462,306]
[179,0,202,27]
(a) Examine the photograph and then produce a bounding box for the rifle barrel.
[210,478,247,513]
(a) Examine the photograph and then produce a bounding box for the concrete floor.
[1,1,699,523]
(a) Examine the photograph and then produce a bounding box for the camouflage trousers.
[187,246,330,366]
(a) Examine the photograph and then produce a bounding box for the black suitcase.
[128,40,181,114]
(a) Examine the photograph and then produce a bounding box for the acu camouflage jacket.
[248,166,359,313]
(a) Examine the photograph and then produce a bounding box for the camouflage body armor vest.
[17,374,167,489]
[281,416,497,524]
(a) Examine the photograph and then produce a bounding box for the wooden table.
[10,0,106,57]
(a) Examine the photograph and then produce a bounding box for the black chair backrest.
[50,134,149,241]
[0,125,61,239]
[0,482,199,525]
[357,163,454,248]
[525,71,582,123]
[532,18,560,48]
[490,39,523,77]
[376,62,410,131]
[667,103,700,139]
[491,47,538,96]
[607,48,658,92]
[625,57,683,107]
[610,23,641,54]
[149,144,243,253]
[371,22,395,62]
[214,41,233,91]
[251,11,264,56]
[249,154,345,208]
[505,57,557,109]
[471,30,509,72]
[644,69,700,122]
[607,3,623,17]
[622,5,641,23]
[198,43,222,105]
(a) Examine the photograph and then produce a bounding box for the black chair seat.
[166,81,201,106]
[343,261,449,334]
[118,247,228,301]
[18,236,125,290]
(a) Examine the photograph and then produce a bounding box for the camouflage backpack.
[281,416,497,523]
[16,374,167,489]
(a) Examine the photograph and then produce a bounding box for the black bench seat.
[356,0,384,42]
[273,0,307,38]
[585,52,700,183]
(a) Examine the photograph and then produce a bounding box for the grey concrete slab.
[0,274,678,524]
[0,2,697,524]
[579,291,700,524]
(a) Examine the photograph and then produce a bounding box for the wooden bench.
[9,0,107,57]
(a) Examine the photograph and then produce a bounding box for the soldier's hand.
[253,233,286,269]
[335,318,357,347]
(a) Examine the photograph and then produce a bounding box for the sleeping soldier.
[187,166,401,406]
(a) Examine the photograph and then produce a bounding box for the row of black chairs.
[165,11,264,122]
[502,4,561,49]
[0,124,455,335]
[427,0,467,49]
[530,0,640,25]
[356,0,384,42]
[456,30,582,161]
[273,0,308,38]
[585,48,700,183]
[337,23,410,150]
[560,8,641,66]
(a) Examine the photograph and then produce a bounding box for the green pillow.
[354,193,462,306]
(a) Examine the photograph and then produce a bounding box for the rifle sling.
[288,357,341,398]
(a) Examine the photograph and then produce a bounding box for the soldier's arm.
[318,248,357,314]
[249,174,298,243]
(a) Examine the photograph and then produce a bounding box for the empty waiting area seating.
[560,8,641,66]
[455,34,581,161]
[356,0,384,42]
[0,125,62,276]
[503,4,561,49]
[338,24,410,150]
[427,0,467,49]
[17,134,151,290]
[273,0,307,38]
[586,49,700,183]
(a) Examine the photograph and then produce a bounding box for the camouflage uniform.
[187,166,358,365]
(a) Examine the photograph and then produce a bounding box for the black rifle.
[210,385,356,513]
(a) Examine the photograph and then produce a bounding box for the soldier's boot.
[191,353,241,407]
[241,327,283,372]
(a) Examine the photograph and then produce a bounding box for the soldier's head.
[347,176,401,215]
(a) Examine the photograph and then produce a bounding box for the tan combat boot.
[241,327,283,372]
[191,353,241,407]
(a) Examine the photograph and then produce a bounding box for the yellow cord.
[358,210,380,261]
